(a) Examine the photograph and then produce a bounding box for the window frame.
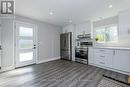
[94,24,118,43]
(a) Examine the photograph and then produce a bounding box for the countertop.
[93,46,130,50]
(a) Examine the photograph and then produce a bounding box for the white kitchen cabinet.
[0,55,1,68]
[105,54,113,68]
[94,53,105,66]
[0,24,1,68]
[88,47,94,64]
[119,10,130,37]
[75,21,92,38]
[94,53,113,68]
[93,49,113,68]
[113,50,130,73]
[62,24,75,33]
[92,48,130,74]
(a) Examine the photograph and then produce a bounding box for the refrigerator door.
[60,32,72,60]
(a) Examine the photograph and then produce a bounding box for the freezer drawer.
[61,50,71,60]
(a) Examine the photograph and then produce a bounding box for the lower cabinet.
[93,49,113,68]
[0,55,1,69]
[88,47,94,64]
[0,50,1,68]
[113,50,130,73]
[92,48,130,74]
[105,54,113,68]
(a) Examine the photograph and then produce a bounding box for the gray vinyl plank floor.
[0,59,128,87]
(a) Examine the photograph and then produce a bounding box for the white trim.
[0,57,60,72]
[13,20,38,68]
[34,24,38,64]
[14,20,36,27]
[1,66,15,72]
[37,57,60,64]
[12,20,15,69]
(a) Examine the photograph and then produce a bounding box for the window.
[95,25,118,43]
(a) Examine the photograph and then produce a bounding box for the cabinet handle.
[100,56,105,57]
[128,29,130,34]
[100,50,105,52]
[99,62,105,64]
[113,50,115,55]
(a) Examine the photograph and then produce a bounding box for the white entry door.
[15,22,37,68]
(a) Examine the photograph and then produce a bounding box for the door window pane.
[19,27,33,37]
[19,40,33,49]
[19,52,33,62]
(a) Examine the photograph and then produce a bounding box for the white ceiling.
[15,0,130,26]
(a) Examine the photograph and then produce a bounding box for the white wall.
[37,22,61,62]
[1,15,61,71]
[15,15,62,63]
[93,16,118,28]
[1,19,14,71]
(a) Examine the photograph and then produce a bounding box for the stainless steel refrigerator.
[60,32,72,60]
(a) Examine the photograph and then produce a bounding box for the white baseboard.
[37,57,60,64]
[0,57,60,72]
[1,66,15,72]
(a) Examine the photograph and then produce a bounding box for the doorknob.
[33,47,36,49]
[33,45,36,49]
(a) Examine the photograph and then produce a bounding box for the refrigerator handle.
[64,38,66,48]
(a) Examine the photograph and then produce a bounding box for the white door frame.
[14,21,38,68]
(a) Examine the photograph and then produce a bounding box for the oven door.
[75,50,88,60]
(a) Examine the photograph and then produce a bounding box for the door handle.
[100,56,105,57]
[33,45,36,49]
[33,47,36,49]
[100,50,105,52]
[99,62,105,64]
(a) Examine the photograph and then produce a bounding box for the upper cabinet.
[62,24,75,33]
[75,21,93,38]
[62,21,93,39]
[119,10,130,37]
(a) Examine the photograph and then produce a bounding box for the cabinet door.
[113,50,130,73]
[94,53,106,66]
[119,10,130,37]
[75,21,92,36]
[0,25,1,67]
[88,47,94,64]
[93,49,113,68]
[105,54,113,68]
[62,27,68,33]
